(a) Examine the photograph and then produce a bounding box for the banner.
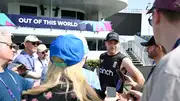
[0,13,112,32]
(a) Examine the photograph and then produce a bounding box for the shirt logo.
[113,62,117,68]
[99,68,114,76]
[100,59,104,63]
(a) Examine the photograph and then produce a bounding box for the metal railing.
[128,41,153,66]
[120,41,130,58]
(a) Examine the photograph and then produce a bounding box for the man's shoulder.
[34,58,40,63]
[100,52,107,56]
[100,52,107,58]
[13,54,29,68]
[158,46,180,77]
[117,52,127,59]
[5,69,20,77]
[14,53,27,61]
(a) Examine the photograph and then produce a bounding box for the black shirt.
[99,52,126,91]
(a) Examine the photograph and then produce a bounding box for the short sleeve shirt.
[0,69,33,101]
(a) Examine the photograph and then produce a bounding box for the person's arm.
[25,58,45,79]
[19,74,34,91]
[121,58,145,86]
[127,90,142,101]
[124,75,144,92]
[20,75,41,91]
[24,70,41,79]
[9,66,19,74]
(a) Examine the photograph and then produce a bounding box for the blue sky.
[126,0,154,9]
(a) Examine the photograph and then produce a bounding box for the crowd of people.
[0,0,180,101]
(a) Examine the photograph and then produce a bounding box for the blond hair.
[23,57,101,101]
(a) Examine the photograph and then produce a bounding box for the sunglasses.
[42,50,48,54]
[0,41,18,49]
[148,9,157,26]
[27,41,40,46]
[148,14,153,26]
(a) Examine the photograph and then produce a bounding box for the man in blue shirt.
[0,30,33,101]
[12,35,42,83]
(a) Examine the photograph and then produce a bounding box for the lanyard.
[26,57,35,71]
[146,65,155,83]
[20,51,35,71]
[38,58,46,68]
[0,71,19,101]
[172,38,180,50]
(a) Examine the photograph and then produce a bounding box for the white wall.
[119,35,134,42]
[8,3,19,14]
[7,3,86,18]
[98,11,103,21]
[133,35,153,65]
[134,35,147,49]
[87,51,105,60]
[0,26,110,38]
[91,12,98,21]
[141,12,153,36]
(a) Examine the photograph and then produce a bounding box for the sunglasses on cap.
[42,50,48,54]
[0,41,18,49]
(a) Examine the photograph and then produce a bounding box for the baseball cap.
[50,34,84,67]
[105,32,119,42]
[24,35,42,43]
[37,44,48,53]
[141,36,156,46]
[147,0,180,14]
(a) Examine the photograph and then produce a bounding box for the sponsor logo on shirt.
[113,62,117,68]
[99,67,113,76]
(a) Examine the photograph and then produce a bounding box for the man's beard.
[42,56,47,60]
[148,52,157,59]
[108,48,115,53]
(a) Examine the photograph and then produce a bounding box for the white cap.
[37,44,48,52]
[24,35,42,43]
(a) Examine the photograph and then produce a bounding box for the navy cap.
[50,34,84,66]
[147,0,180,14]
[105,32,119,42]
[141,36,156,46]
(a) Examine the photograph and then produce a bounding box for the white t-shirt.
[34,58,48,76]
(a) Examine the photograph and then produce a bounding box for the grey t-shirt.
[141,45,180,101]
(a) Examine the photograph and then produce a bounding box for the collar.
[20,51,34,58]
[172,38,180,50]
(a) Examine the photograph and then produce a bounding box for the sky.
[126,0,154,9]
